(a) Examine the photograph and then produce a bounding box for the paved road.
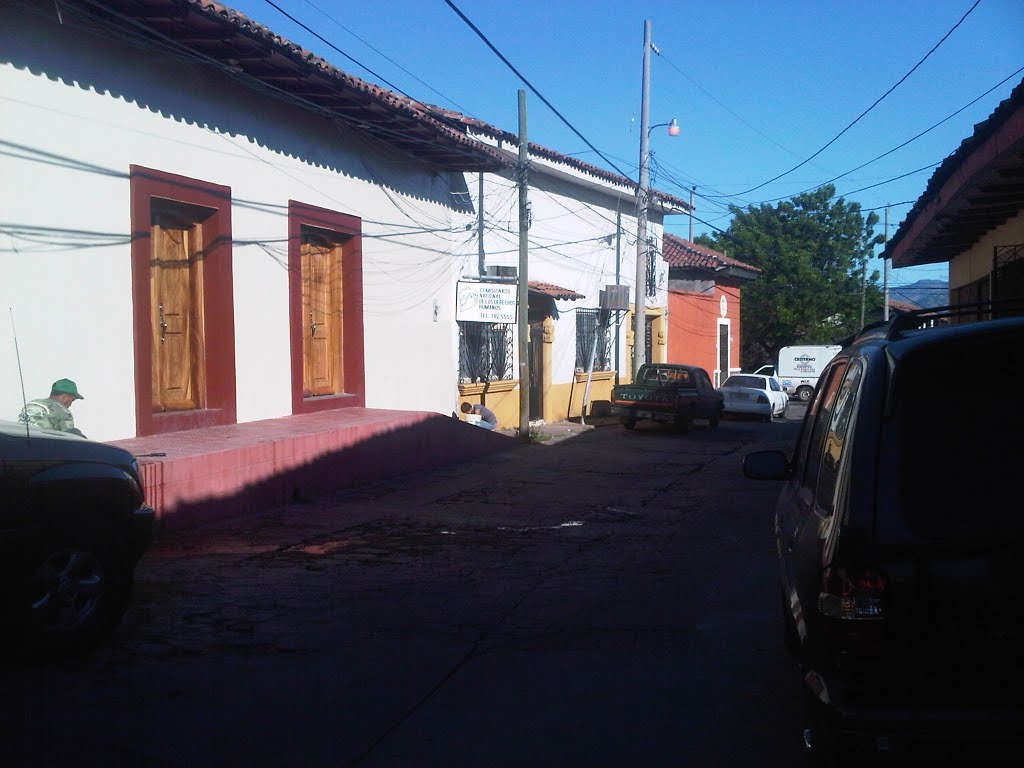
[2,408,808,768]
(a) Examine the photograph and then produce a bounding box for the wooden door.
[151,223,205,412]
[301,238,343,397]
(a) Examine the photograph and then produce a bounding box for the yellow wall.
[550,371,618,421]
[950,210,1024,289]
[458,305,667,428]
[457,379,519,430]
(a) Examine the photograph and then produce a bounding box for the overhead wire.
[261,0,413,98]
[294,0,474,116]
[742,66,1024,206]
[443,0,634,182]
[729,0,983,196]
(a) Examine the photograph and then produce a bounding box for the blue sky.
[226,0,1023,302]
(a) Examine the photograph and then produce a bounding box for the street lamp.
[649,118,680,137]
[633,20,678,380]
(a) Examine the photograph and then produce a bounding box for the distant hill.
[888,279,948,309]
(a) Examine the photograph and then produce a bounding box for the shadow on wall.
[1,6,465,210]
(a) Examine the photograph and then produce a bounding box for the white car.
[718,374,789,421]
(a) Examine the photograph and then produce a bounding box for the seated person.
[460,402,498,430]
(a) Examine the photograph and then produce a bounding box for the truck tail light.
[818,567,886,620]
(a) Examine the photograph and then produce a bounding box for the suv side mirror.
[743,450,790,481]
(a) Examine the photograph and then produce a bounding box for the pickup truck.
[610,363,723,431]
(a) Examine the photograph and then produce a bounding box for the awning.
[528,281,585,301]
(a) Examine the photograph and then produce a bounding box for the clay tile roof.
[662,233,761,272]
[63,0,509,172]
[888,298,919,313]
[528,281,585,301]
[884,76,1024,267]
[426,106,692,212]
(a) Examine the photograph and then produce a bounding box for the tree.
[695,185,884,369]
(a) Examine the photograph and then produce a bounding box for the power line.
[731,0,982,196]
[261,0,412,98]
[443,0,634,182]
[295,0,474,115]
[745,66,1024,206]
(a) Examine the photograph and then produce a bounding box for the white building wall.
[459,157,668,387]
[0,10,468,441]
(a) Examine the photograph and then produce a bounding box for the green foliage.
[696,185,884,368]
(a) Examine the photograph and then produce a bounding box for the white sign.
[456,281,518,323]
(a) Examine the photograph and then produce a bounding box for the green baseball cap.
[52,378,84,400]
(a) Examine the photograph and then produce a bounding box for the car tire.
[781,401,790,420]
[16,522,132,659]
[675,409,693,434]
[796,386,814,403]
[622,416,636,430]
[709,407,721,428]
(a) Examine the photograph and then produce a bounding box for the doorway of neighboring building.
[529,321,544,420]
[717,320,730,387]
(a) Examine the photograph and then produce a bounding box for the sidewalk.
[497,415,621,445]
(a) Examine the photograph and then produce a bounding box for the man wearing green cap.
[18,378,87,437]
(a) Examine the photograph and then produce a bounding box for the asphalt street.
[2,407,808,768]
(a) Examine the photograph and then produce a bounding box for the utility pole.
[860,256,868,329]
[689,186,695,242]
[883,205,890,321]
[633,19,652,381]
[614,209,621,385]
[477,172,485,276]
[517,90,530,441]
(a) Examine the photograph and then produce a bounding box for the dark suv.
[743,303,1024,764]
[0,419,154,659]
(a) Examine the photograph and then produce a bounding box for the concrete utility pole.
[633,20,652,381]
[860,257,868,329]
[517,90,530,440]
[477,172,485,276]
[883,205,890,321]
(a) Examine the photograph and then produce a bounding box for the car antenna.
[9,307,30,440]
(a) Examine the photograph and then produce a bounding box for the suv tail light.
[818,567,886,620]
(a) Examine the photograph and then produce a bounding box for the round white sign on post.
[720,295,728,317]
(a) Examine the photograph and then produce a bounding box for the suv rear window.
[896,329,1024,539]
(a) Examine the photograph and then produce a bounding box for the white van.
[753,344,841,402]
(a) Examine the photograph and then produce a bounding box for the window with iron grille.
[994,244,1024,305]
[459,321,513,383]
[575,309,611,372]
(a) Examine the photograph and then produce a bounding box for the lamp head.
[666,118,680,137]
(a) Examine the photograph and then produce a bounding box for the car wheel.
[782,401,790,420]
[622,416,636,430]
[17,524,131,659]
[709,407,721,428]
[675,409,693,434]
[796,386,814,403]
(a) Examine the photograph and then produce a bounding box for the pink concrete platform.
[110,408,514,531]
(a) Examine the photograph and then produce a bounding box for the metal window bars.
[458,321,514,383]
[575,309,611,372]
